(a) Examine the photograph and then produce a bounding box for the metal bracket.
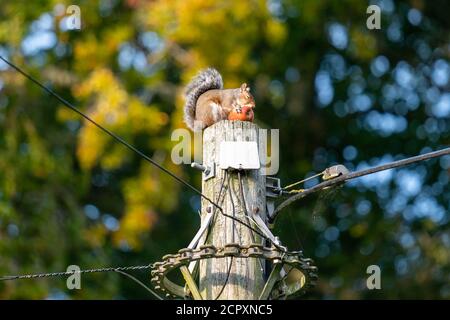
[266,177,281,227]
[180,265,203,300]
[187,208,214,274]
[250,209,285,250]
[266,176,282,197]
[191,162,215,181]
[259,262,283,300]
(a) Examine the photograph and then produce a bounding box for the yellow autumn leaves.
[58,0,288,250]
[144,0,286,82]
[57,67,169,248]
[59,68,167,170]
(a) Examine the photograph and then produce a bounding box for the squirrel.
[183,68,255,131]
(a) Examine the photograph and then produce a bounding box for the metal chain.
[150,243,318,299]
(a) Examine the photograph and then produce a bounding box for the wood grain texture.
[199,120,266,300]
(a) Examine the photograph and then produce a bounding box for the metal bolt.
[191,162,207,172]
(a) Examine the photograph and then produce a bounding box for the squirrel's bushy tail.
[184,68,223,131]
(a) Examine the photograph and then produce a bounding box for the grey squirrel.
[183,68,256,131]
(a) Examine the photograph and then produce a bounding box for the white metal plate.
[219,141,260,170]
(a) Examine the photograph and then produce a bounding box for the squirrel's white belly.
[210,102,224,122]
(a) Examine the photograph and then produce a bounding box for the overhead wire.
[0,264,163,300]
[0,55,282,250]
[214,171,235,300]
[191,172,228,283]
[271,146,450,222]
[0,265,152,281]
[114,270,163,300]
[4,56,449,299]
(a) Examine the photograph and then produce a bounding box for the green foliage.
[0,0,449,299]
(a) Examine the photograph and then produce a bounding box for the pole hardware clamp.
[191,162,216,181]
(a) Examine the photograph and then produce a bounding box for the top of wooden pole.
[199,120,266,300]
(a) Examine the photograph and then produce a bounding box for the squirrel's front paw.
[228,105,254,122]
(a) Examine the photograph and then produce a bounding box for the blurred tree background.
[0,0,449,299]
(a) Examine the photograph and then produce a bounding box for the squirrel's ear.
[240,83,248,92]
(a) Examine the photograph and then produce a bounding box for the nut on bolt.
[191,162,210,174]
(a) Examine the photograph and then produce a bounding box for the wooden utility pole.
[199,120,267,300]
